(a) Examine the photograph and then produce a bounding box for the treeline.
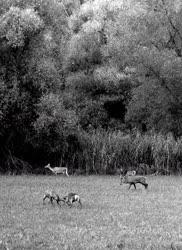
[0,0,182,174]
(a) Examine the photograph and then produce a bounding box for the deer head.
[45,163,51,169]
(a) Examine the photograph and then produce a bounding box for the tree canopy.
[0,0,182,173]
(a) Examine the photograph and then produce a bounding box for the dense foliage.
[0,0,182,174]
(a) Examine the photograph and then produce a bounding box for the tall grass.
[70,130,182,175]
[4,129,182,175]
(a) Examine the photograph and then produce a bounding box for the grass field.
[0,175,182,250]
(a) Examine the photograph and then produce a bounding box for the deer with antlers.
[44,163,69,177]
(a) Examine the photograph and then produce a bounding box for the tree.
[63,0,137,130]
[0,0,72,172]
[125,0,182,135]
[32,93,78,153]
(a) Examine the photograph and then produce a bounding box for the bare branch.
[161,0,182,56]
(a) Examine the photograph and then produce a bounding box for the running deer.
[44,163,69,177]
[120,175,148,189]
[62,193,82,208]
[43,190,62,205]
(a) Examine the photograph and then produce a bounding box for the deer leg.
[64,198,70,207]
[140,182,148,189]
[68,199,73,208]
[68,201,72,208]
[128,184,132,190]
[133,183,136,189]
[78,199,82,208]
[64,170,68,177]
[50,197,54,205]
[56,197,61,206]
[43,195,48,204]
[58,198,65,206]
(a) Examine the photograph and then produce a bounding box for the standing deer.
[120,175,148,189]
[62,193,82,208]
[45,163,69,177]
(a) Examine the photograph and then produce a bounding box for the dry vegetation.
[76,131,182,175]
[0,175,182,249]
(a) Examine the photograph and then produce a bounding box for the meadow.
[0,175,182,250]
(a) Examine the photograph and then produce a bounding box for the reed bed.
[64,130,182,175]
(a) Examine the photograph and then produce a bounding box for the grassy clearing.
[0,175,182,249]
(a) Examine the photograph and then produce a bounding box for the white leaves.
[0,6,43,48]
[94,66,127,85]
[82,19,102,33]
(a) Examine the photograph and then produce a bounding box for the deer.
[44,163,69,177]
[126,170,136,176]
[119,168,136,178]
[120,175,148,189]
[62,193,82,208]
[43,190,62,205]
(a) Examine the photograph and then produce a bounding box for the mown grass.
[0,175,182,249]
